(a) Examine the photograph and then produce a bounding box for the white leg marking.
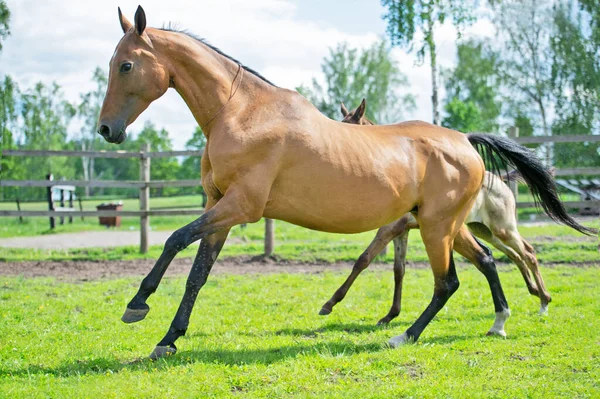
[487,308,511,337]
[539,303,549,316]
[388,332,409,348]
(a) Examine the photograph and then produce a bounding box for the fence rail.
[513,134,600,144]
[0,146,273,254]
[1,133,598,254]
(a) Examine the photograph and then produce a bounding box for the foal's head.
[339,99,373,125]
[97,6,170,144]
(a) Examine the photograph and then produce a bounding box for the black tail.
[468,133,597,236]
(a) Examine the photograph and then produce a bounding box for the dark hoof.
[377,317,391,326]
[121,306,150,323]
[149,345,177,360]
[319,307,332,316]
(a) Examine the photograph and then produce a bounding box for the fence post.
[140,143,151,254]
[78,197,84,221]
[508,126,519,217]
[68,191,73,224]
[16,198,23,223]
[264,218,275,257]
[46,173,55,229]
[59,188,65,225]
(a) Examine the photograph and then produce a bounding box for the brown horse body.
[98,7,593,358]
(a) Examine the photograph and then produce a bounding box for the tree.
[178,127,206,196]
[442,98,484,133]
[381,0,476,125]
[490,0,555,164]
[0,75,17,199]
[137,122,179,196]
[77,68,108,197]
[549,1,600,168]
[297,40,414,123]
[442,40,502,132]
[0,0,10,52]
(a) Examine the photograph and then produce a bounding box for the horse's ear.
[352,98,366,121]
[134,5,147,36]
[340,102,349,117]
[118,7,133,34]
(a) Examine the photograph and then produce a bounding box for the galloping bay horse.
[319,100,558,324]
[98,7,595,359]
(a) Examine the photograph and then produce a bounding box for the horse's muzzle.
[97,121,127,144]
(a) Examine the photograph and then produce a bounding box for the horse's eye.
[120,62,133,73]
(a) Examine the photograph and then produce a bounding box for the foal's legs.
[318,215,414,316]
[377,231,409,325]
[490,231,551,315]
[453,227,511,336]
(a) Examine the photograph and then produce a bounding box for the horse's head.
[97,6,170,144]
[339,99,372,125]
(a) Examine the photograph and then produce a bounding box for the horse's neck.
[150,30,244,137]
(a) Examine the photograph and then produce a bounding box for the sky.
[1,0,494,149]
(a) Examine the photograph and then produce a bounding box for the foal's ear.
[118,7,133,34]
[352,98,367,121]
[340,102,349,117]
[134,5,147,36]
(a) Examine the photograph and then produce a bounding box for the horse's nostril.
[98,125,111,138]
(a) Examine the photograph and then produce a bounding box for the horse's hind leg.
[388,218,460,346]
[319,221,400,316]
[453,227,511,337]
[521,238,551,315]
[377,231,409,325]
[493,230,551,315]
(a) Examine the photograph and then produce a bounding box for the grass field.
[0,265,599,398]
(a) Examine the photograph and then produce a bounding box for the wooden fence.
[507,130,600,212]
[0,145,276,255]
[1,133,598,253]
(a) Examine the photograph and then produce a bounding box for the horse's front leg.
[122,184,265,324]
[149,228,230,359]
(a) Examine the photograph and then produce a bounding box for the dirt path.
[0,257,430,281]
[0,231,175,250]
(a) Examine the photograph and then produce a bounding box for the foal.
[320,100,551,322]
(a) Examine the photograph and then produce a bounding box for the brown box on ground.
[96,202,123,227]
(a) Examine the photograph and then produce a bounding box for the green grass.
[1,266,599,398]
[0,219,597,264]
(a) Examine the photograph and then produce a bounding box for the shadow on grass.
[0,341,385,378]
[272,321,408,337]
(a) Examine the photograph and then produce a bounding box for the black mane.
[159,27,277,87]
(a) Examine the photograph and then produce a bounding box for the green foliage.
[381,0,476,124]
[178,127,206,195]
[550,1,600,168]
[0,75,17,195]
[0,265,599,397]
[442,40,502,132]
[381,0,476,63]
[138,122,180,196]
[442,98,483,132]
[0,0,10,52]
[298,40,414,123]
